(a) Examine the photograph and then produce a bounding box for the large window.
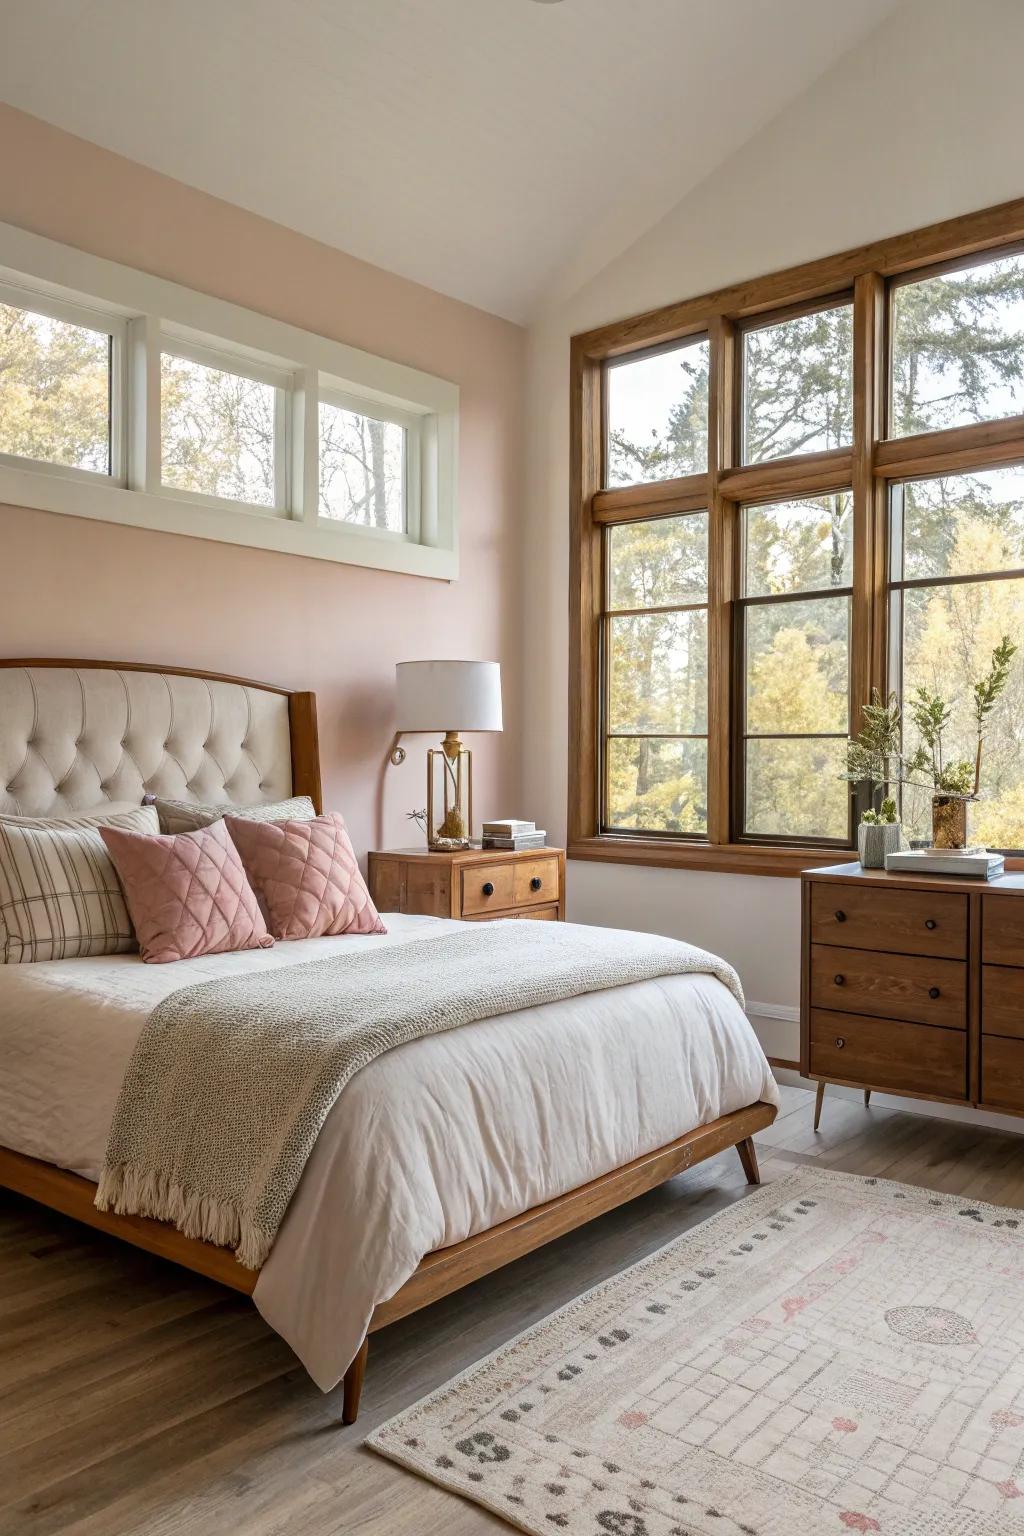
[739,492,852,842]
[891,467,1024,849]
[571,203,1024,872]
[0,222,459,578]
[603,513,708,835]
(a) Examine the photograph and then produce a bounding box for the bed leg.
[342,1336,369,1425]
[864,1088,872,1107]
[813,1080,826,1131]
[736,1136,760,1186]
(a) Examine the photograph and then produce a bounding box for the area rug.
[368,1166,1024,1535]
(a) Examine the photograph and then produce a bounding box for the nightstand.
[368,846,565,923]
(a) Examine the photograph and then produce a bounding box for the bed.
[0,660,779,1422]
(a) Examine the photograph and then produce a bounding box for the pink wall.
[0,107,525,854]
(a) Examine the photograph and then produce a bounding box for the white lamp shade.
[395,660,502,733]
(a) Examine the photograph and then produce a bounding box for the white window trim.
[0,222,459,579]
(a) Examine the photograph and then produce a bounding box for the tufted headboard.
[0,661,321,819]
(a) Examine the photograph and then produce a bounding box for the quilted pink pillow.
[100,818,274,964]
[224,812,386,941]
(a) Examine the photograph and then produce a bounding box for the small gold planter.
[931,795,968,850]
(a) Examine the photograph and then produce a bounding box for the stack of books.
[884,847,1005,880]
[481,819,547,851]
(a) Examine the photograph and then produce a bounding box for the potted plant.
[842,636,1018,860]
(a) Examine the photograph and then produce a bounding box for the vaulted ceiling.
[0,0,898,321]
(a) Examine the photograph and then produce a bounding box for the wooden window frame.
[569,196,1024,878]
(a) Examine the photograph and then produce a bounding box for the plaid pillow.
[0,805,159,963]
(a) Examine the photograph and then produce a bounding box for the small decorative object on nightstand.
[368,845,565,923]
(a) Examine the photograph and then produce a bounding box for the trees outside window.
[577,211,1024,866]
[319,401,406,532]
[0,299,112,473]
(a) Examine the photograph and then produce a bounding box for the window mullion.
[851,273,887,757]
[707,314,737,846]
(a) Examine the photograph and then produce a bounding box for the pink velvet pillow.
[100,817,274,964]
[224,811,386,941]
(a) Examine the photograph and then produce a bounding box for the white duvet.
[0,914,778,1391]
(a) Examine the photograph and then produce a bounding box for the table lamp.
[391,660,503,848]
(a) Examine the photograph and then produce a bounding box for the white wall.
[525,0,1024,1057]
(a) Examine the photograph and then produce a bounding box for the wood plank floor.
[2,1084,1023,1536]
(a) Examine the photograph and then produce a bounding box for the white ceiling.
[0,0,898,322]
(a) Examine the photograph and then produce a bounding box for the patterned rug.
[368,1166,1024,1535]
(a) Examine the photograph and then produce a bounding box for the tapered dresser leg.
[813,1080,826,1131]
[864,1088,872,1107]
[736,1136,760,1185]
[342,1336,369,1425]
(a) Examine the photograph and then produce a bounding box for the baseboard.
[745,1001,799,1063]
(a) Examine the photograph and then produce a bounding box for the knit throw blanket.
[95,922,744,1269]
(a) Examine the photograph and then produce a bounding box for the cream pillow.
[0,805,159,964]
[151,794,316,834]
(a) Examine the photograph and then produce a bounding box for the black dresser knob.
[835,1037,846,1049]
[835,910,846,923]
[928,986,940,999]
[530,876,542,891]
[482,881,494,897]
[925,918,937,930]
[834,974,845,986]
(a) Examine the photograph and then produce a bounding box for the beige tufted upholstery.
[0,667,294,818]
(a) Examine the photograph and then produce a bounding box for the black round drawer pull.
[530,876,542,891]
[835,910,846,923]
[835,1037,846,1049]
[925,918,937,930]
[482,882,494,897]
[928,986,940,999]
[834,974,845,986]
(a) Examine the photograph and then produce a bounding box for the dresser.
[801,862,1024,1127]
[368,846,565,923]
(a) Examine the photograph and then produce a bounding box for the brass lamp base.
[427,731,473,850]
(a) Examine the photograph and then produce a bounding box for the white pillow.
[0,805,159,964]
[151,794,316,835]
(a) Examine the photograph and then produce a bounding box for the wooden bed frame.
[0,659,777,1423]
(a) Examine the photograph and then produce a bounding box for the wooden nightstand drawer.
[461,863,515,916]
[369,847,565,924]
[810,943,966,1029]
[809,882,967,959]
[513,855,560,908]
[982,896,1024,966]
[465,903,560,922]
[982,1035,1024,1111]
[982,965,1024,1040]
[810,1009,967,1099]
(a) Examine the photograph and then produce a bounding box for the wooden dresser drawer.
[982,1035,1024,1111]
[460,862,516,916]
[512,855,560,909]
[810,1009,967,1099]
[809,882,967,959]
[982,965,1024,1040]
[982,896,1024,966]
[810,943,966,1029]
